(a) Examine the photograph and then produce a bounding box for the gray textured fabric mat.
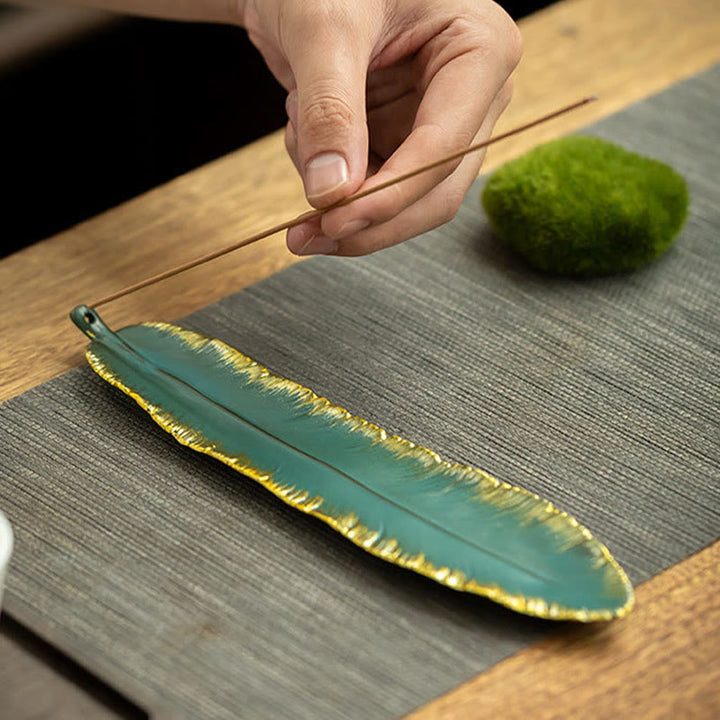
[2,66,720,719]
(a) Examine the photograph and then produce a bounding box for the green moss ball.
[481,136,689,276]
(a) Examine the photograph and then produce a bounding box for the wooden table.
[2,0,719,716]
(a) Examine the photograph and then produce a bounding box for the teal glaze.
[71,306,633,620]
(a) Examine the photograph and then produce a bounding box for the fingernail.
[336,219,370,237]
[305,153,348,199]
[297,234,338,256]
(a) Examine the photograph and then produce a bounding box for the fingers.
[282,4,380,208]
[278,1,521,257]
[292,5,518,243]
[290,145,482,257]
[338,82,513,256]
[287,79,513,256]
[366,87,421,162]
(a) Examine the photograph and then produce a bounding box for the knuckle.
[434,124,473,163]
[472,8,523,74]
[440,188,465,224]
[484,7,523,70]
[504,21,524,68]
[302,93,355,133]
[440,203,458,225]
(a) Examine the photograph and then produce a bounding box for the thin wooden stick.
[91,96,595,308]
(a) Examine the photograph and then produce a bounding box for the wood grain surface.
[409,542,720,719]
[1,0,719,717]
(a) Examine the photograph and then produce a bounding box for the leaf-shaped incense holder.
[71,306,633,622]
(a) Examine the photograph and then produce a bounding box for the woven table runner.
[2,66,719,719]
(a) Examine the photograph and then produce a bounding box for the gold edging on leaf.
[84,322,634,622]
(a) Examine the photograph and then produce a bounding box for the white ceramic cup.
[0,511,13,614]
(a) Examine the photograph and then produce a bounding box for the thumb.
[286,18,370,207]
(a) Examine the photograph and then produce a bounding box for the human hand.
[239,0,522,256]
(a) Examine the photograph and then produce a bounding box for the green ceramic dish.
[71,305,634,622]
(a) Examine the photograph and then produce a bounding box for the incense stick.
[90,97,595,308]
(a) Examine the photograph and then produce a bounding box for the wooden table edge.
[2,0,719,717]
[407,540,720,719]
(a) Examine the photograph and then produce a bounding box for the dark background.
[0,2,552,257]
